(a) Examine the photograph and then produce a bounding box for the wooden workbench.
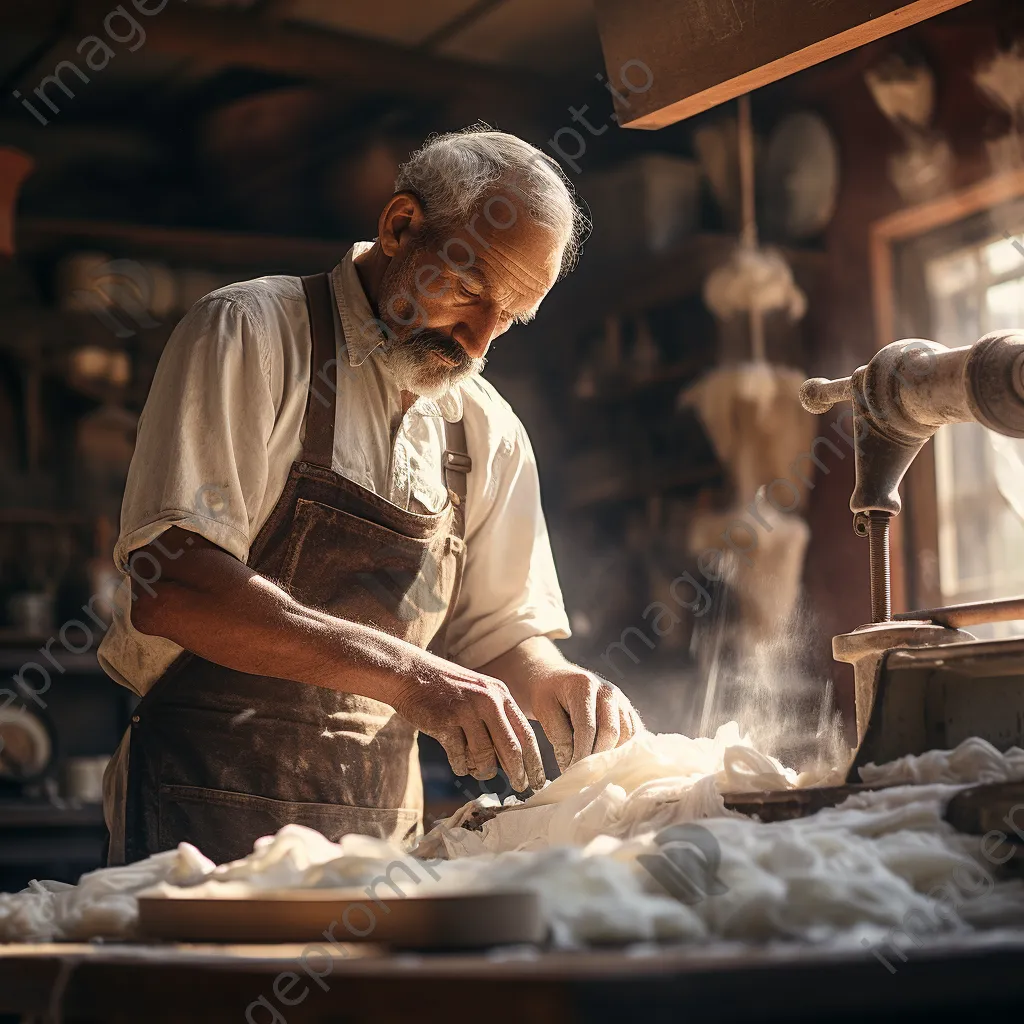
[3,937,1024,1023]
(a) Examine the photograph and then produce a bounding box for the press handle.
[799,375,853,414]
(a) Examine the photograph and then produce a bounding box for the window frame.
[869,168,1024,612]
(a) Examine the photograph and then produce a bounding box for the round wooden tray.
[137,888,544,949]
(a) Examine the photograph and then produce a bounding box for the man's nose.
[452,309,501,360]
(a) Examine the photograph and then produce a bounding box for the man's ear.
[378,192,426,258]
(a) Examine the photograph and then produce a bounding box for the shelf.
[565,462,721,510]
[0,645,102,673]
[572,359,704,404]
[0,801,106,829]
[0,509,89,526]
[17,218,349,274]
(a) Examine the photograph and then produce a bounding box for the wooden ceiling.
[281,0,601,72]
[0,0,614,229]
[0,0,603,106]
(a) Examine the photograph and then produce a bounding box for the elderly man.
[98,128,642,865]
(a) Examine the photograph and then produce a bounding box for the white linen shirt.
[97,242,570,696]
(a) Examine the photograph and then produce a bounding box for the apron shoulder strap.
[301,268,471,536]
[300,272,339,470]
[442,416,471,540]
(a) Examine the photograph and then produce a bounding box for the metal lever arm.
[800,332,1024,516]
[800,331,1024,623]
[800,375,853,414]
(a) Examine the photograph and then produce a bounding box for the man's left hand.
[480,637,644,774]
[530,668,643,772]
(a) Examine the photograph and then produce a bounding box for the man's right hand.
[130,528,546,794]
[386,651,546,793]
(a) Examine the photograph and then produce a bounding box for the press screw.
[855,511,892,622]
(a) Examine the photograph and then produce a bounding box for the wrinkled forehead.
[423,192,564,300]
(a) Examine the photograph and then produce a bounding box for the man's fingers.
[437,728,469,777]
[618,703,635,744]
[568,682,598,766]
[540,701,574,773]
[462,719,499,782]
[593,685,620,754]
[505,699,546,791]
[631,708,645,735]
[480,704,531,793]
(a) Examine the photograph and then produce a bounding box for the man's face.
[376,194,562,399]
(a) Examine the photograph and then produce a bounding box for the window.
[925,231,1024,636]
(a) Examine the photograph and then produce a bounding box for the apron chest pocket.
[159,784,421,865]
[280,498,445,616]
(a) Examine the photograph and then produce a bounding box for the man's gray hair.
[395,126,589,277]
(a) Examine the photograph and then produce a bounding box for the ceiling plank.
[417,0,511,52]
[2,0,546,103]
[279,0,476,50]
[593,0,975,128]
[140,2,540,99]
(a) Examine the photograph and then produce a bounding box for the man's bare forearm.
[480,635,571,718]
[130,527,419,706]
[127,527,547,790]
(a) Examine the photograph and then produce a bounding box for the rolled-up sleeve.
[114,295,275,570]
[446,416,571,669]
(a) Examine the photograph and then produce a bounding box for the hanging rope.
[737,93,766,363]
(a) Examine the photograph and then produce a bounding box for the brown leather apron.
[120,273,471,866]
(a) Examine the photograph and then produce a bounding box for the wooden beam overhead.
[2,0,545,103]
[593,0,975,129]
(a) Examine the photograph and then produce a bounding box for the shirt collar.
[331,243,464,423]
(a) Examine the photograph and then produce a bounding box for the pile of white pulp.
[3,727,1024,951]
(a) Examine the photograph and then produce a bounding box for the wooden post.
[594,0,975,128]
[0,149,34,258]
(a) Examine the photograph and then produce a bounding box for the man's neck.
[352,241,388,315]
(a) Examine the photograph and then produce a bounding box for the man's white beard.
[378,342,481,400]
